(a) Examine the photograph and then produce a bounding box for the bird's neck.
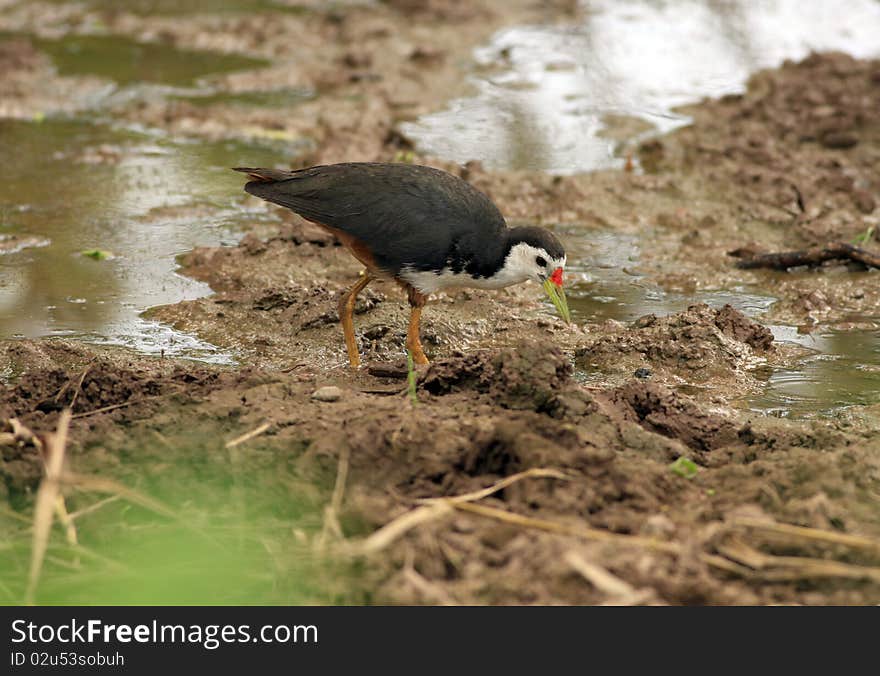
[471,231,535,289]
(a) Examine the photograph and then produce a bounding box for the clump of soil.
[575,304,775,395]
[421,341,582,414]
[601,380,740,453]
[0,345,269,499]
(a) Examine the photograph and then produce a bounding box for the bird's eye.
[535,256,547,267]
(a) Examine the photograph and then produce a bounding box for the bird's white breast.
[399,267,524,295]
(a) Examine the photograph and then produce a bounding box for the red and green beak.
[542,267,571,323]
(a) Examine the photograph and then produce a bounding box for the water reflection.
[562,227,776,323]
[32,33,267,87]
[0,118,289,360]
[562,228,880,419]
[748,327,880,418]
[404,0,880,173]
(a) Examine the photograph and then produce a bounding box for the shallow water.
[32,33,267,87]
[47,0,310,15]
[403,0,880,173]
[563,228,776,323]
[747,326,880,419]
[0,118,290,362]
[561,228,880,419]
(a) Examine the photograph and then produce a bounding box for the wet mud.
[2,1,880,605]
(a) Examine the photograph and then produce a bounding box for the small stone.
[311,386,343,402]
[820,131,858,149]
[238,232,266,255]
[852,189,876,214]
[641,514,675,538]
[634,367,652,379]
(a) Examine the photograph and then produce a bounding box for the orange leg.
[405,305,429,365]
[338,271,373,368]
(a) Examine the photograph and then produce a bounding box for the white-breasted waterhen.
[234,162,570,367]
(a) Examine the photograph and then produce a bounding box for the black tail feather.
[232,167,294,183]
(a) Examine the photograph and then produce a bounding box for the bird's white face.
[502,242,567,286]
[501,242,571,322]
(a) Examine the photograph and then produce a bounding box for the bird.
[233,162,570,368]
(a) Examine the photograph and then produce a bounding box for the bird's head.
[505,226,571,323]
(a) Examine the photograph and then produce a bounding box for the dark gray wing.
[234,163,508,275]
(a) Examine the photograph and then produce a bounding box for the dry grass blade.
[8,418,42,449]
[402,549,458,606]
[54,496,78,548]
[71,394,165,419]
[0,503,32,525]
[68,495,122,521]
[354,468,570,555]
[717,536,880,583]
[355,503,453,555]
[565,551,658,606]
[731,517,880,557]
[225,422,271,449]
[26,409,71,605]
[60,472,179,521]
[565,551,637,597]
[716,536,766,569]
[418,468,571,505]
[317,446,351,551]
[452,501,681,555]
[756,558,880,583]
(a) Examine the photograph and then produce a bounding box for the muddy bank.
[2,0,880,605]
[3,337,880,605]
[0,0,575,159]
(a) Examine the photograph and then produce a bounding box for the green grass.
[407,350,419,405]
[669,456,699,479]
[0,424,351,605]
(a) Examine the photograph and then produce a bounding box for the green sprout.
[406,350,418,405]
[81,249,114,261]
[669,456,699,479]
[852,226,875,246]
[542,277,571,323]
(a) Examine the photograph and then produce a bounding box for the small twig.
[729,242,880,270]
[71,393,170,419]
[790,182,806,213]
[68,366,91,411]
[68,495,122,521]
[225,422,271,449]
